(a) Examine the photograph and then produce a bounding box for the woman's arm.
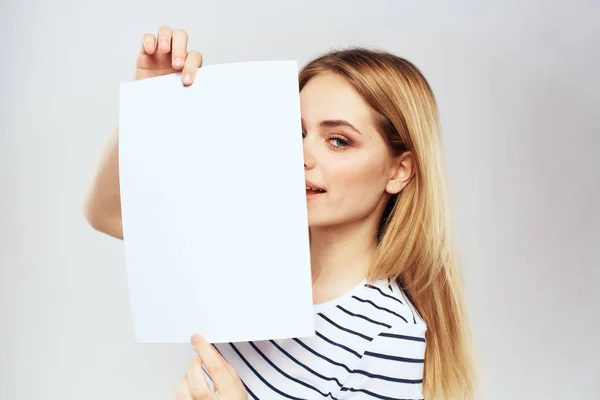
[82,26,203,240]
[82,127,123,239]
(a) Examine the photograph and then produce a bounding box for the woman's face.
[300,72,407,228]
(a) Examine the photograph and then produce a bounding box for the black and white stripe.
[214,279,427,399]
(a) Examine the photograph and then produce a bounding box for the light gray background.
[1,1,598,399]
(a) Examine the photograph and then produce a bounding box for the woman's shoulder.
[354,278,427,331]
[335,279,427,398]
[312,277,427,351]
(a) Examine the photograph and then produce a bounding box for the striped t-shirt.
[214,278,427,399]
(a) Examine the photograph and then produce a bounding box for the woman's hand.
[136,26,203,86]
[172,334,248,400]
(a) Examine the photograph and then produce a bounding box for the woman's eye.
[329,136,350,148]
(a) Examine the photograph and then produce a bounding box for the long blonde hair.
[299,48,476,399]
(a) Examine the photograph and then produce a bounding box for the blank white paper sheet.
[118,60,314,344]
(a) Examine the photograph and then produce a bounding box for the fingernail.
[183,74,192,83]
[191,334,200,343]
[174,57,184,67]
[161,40,169,49]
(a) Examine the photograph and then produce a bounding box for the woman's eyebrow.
[301,119,363,135]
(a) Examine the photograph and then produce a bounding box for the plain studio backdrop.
[1,0,598,399]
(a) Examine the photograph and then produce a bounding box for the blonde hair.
[299,48,476,399]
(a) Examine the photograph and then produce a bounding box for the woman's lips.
[305,179,325,192]
[305,179,325,200]
[306,189,325,199]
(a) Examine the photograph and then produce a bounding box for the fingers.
[140,33,157,55]
[137,26,202,85]
[186,356,215,400]
[199,338,238,379]
[175,376,193,400]
[157,25,174,54]
[191,335,238,394]
[138,26,171,56]
[182,51,203,85]
[171,29,188,70]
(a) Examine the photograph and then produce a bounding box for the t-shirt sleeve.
[338,323,427,400]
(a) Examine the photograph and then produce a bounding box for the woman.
[83,26,475,400]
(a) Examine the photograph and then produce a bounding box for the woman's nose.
[303,138,316,170]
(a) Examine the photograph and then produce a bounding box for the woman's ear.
[385,151,414,195]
